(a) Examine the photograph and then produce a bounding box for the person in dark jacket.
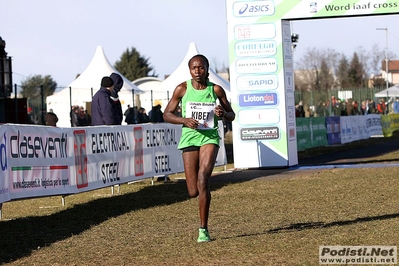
[91,76,119,126]
[110,73,123,124]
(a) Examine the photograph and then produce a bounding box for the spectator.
[316,101,328,117]
[295,101,305,117]
[110,73,124,125]
[45,112,58,127]
[345,98,355,116]
[137,107,149,123]
[367,99,376,114]
[327,95,337,115]
[332,99,343,116]
[27,107,35,124]
[353,101,361,115]
[77,106,89,126]
[377,98,386,114]
[91,76,120,126]
[361,100,367,115]
[149,104,164,123]
[307,105,315,117]
[124,104,131,123]
[70,105,79,127]
[85,109,92,125]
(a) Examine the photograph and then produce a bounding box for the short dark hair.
[188,54,209,68]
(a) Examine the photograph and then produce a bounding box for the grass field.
[1,136,399,265]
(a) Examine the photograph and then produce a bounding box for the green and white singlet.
[177,80,220,150]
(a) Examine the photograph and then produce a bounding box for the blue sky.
[3,0,399,88]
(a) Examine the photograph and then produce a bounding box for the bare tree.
[295,47,321,91]
[369,43,384,76]
[355,46,370,78]
[295,47,337,92]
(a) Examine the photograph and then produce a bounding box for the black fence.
[294,87,389,117]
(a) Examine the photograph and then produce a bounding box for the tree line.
[294,44,397,92]
[20,44,395,119]
[19,47,156,112]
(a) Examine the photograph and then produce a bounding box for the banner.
[225,0,399,168]
[0,122,227,204]
[381,114,399,137]
[296,117,328,151]
[365,114,384,136]
[325,116,341,145]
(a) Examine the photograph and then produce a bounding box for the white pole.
[377,27,389,90]
[385,27,389,90]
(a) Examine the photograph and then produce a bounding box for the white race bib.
[186,101,216,130]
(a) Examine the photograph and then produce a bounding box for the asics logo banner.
[233,1,274,17]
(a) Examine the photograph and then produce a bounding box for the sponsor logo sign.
[239,93,277,107]
[240,127,279,140]
[233,1,275,17]
[235,40,276,57]
[237,75,278,91]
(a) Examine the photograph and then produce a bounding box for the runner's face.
[189,58,207,82]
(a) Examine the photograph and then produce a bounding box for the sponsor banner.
[281,1,399,20]
[240,126,279,141]
[0,126,10,204]
[235,40,277,57]
[326,116,341,145]
[340,116,354,144]
[380,114,399,137]
[296,117,328,151]
[238,92,278,107]
[226,0,397,168]
[0,122,227,204]
[232,1,275,17]
[7,125,73,199]
[236,74,278,91]
[235,58,278,74]
[227,0,295,168]
[234,23,276,40]
[365,114,383,136]
[340,116,370,144]
[335,116,373,144]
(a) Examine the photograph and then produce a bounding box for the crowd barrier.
[295,114,386,151]
[0,114,394,217]
[0,122,227,211]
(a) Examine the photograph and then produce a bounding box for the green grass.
[1,137,399,265]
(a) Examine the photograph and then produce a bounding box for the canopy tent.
[153,42,231,102]
[47,46,143,127]
[374,85,399,98]
[131,77,167,111]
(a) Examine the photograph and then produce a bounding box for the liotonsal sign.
[225,0,399,168]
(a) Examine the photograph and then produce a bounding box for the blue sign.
[238,93,277,107]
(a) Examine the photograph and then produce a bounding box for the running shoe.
[197,228,211,243]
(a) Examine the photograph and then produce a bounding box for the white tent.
[153,42,231,100]
[375,85,399,98]
[131,77,168,111]
[47,46,143,127]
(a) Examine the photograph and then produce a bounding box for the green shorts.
[177,127,220,150]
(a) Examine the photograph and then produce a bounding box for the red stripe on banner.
[50,165,68,170]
